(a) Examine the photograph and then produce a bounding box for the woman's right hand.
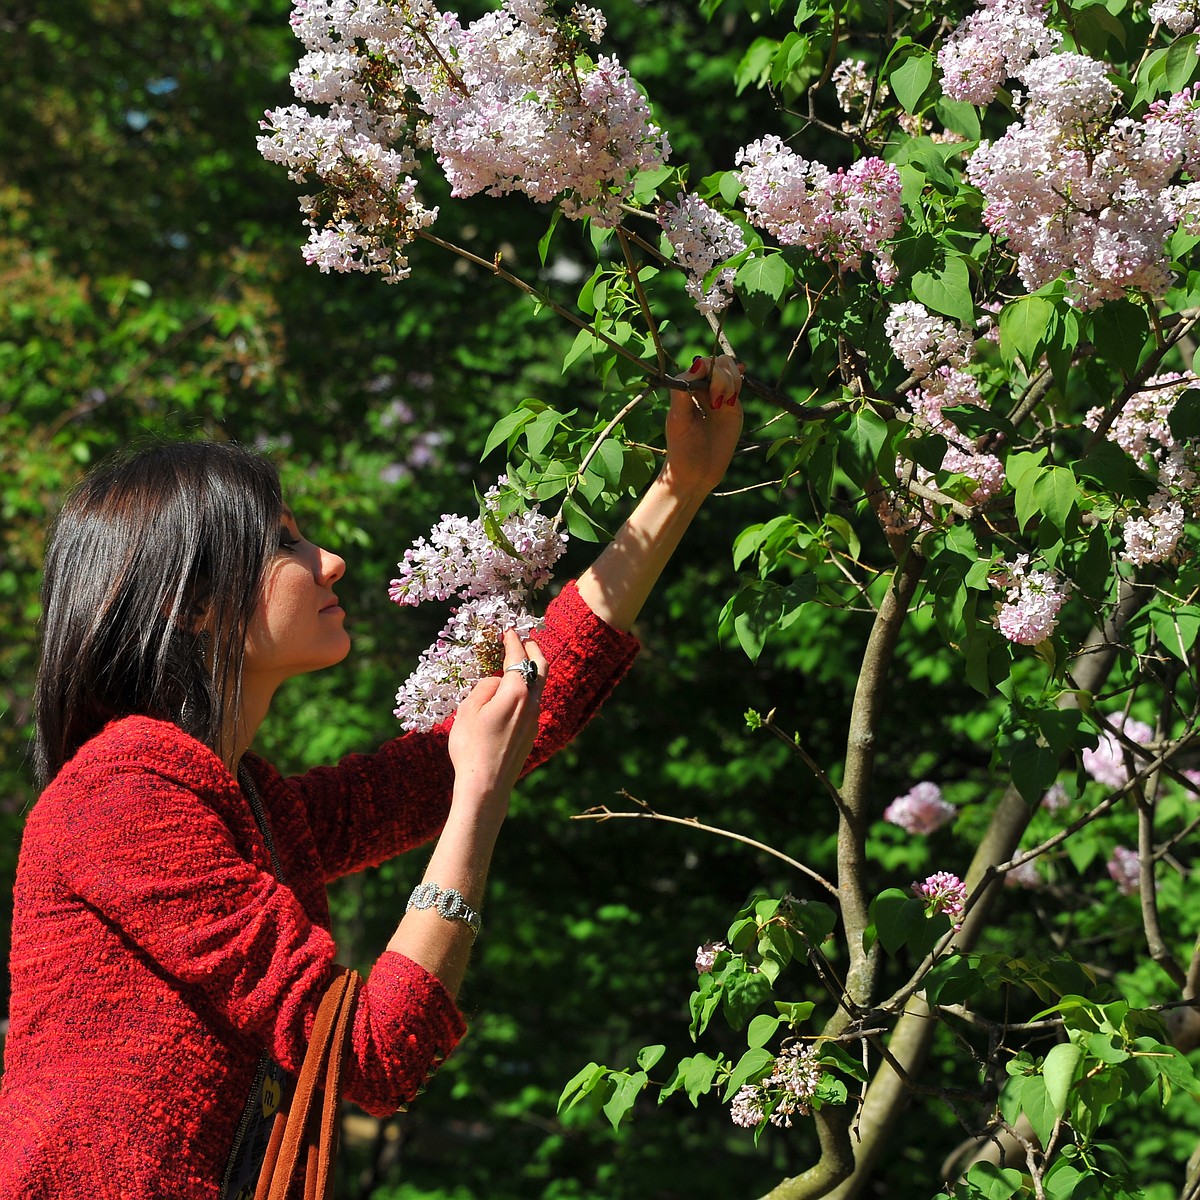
[446,629,546,815]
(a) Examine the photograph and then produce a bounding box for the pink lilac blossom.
[1004,859,1042,889]
[1041,781,1069,811]
[937,0,1059,105]
[260,1,668,278]
[966,55,1199,308]
[898,365,1005,507]
[735,135,902,283]
[1107,845,1141,896]
[765,1045,823,1127]
[989,555,1068,645]
[913,871,967,929]
[884,781,956,834]
[658,193,747,315]
[730,1084,767,1128]
[1082,715,1154,788]
[1084,373,1200,564]
[389,479,567,731]
[695,941,728,975]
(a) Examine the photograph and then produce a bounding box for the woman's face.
[242,507,350,691]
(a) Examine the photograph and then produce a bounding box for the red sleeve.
[56,756,464,1116]
[283,580,640,881]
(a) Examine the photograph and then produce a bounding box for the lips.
[320,596,342,613]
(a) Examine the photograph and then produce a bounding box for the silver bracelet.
[407,882,482,941]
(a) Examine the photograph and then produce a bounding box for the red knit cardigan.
[0,582,637,1200]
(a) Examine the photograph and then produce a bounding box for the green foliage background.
[5,1,1200,1198]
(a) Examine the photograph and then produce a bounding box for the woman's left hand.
[661,354,745,497]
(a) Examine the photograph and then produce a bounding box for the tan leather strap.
[255,968,362,1200]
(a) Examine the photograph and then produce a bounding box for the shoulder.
[45,715,233,801]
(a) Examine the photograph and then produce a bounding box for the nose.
[317,546,346,585]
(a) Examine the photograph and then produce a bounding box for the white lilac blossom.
[884,781,956,834]
[261,1,668,278]
[989,555,1068,645]
[1150,0,1200,32]
[390,480,567,731]
[658,193,747,315]
[937,0,1059,105]
[1082,715,1154,788]
[735,135,903,283]
[1107,845,1141,896]
[885,303,975,379]
[913,871,967,929]
[694,941,728,975]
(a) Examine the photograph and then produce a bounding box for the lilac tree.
[262,0,1200,1194]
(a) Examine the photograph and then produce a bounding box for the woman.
[0,357,743,1199]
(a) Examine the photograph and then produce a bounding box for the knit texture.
[0,581,637,1200]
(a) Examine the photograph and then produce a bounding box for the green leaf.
[538,209,562,266]
[1021,1074,1057,1145]
[775,1001,816,1026]
[482,407,536,460]
[1000,295,1055,372]
[1010,744,1059,805]
[637,1044,667,1072]
[735,253,794,327]
[1043,1042,1083,1117]
[1150,606,1200,661]
[723,1047,775,1100]
[912,253,974,324]
[602,1069,647,1130]
[747,1013,783,1049]
[1166,34,1200,92]
[1088,301,1149,376]
[722,967,773,1030]
[869,888,924,957]
[661,1054,722,1106]
[961,1162,1024,1200]
[558,497,604,542]
[840,406,891,485]
[558,1062,609,1113]
[890,50,934,112]
[1169,388,1200,440]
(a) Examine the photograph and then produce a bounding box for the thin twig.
[574,792,839,897]
[617,228,667,377]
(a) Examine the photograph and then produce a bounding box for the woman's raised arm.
[575,354,744,632]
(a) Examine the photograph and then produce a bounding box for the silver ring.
[504,659,539,688]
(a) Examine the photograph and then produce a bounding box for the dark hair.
[34,440,283,784]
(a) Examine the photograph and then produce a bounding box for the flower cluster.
[1150,0,1200,36]
[260,0,668,278]
[729,1043,824,1129]
[1107,845,1141,896]
[884,781,956,834]
[885,305,1003,517]
[913,871,967,929]
[989,555,1068,645]
[885,303,975,380]
[389,480,567,731]
[735,135,902,283]
[694,941,727,975]
[963,38,1200,307]
[937,0,1058,105]
[1085,373,1199,565]
[658,193,747,315]
[1082,714,1154,788]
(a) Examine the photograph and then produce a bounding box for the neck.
[224,681,275,772]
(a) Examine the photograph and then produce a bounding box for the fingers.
[499,628,546,696]
[671,355,744,410]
